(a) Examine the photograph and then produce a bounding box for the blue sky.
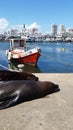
[0,0,73,32]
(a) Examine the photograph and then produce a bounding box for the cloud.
[26,22,40,30]
[11,24,23,31]
[1,21,41,34]
[10,22,41,32]
[0,18,9,32]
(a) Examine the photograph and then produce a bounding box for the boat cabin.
[10,39,26,51]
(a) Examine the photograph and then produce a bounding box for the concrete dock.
[0,73,73,130]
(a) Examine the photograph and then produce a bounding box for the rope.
[40,52,73,66]
[0,64,9,70]
[0,63,22,72]
[0,52,73,71]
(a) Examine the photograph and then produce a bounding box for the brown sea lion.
[0,80,60,109]
[0,70,38,81]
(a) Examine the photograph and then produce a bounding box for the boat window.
[19,40,24,47]
[13,39,26,50]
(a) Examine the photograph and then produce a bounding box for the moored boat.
[6,39,41,66]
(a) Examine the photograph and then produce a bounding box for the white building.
[57,24,66,35]
[50,24,57,36]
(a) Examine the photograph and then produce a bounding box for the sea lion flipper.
[0,95,19,109]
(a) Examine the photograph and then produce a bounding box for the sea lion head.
[26,74,38,81]
[22,71,39,81]
[39,81,60,96]
[46,81,60,94]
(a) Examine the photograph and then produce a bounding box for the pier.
[0,73,73,130]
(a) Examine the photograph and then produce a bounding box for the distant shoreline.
[0,39,73,43]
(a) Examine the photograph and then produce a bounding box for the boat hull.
[11,52,40,66]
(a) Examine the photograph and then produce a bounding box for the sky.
[0,0,73,33]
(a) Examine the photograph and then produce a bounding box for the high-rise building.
[50,24,57,36]
[57,24,65,35]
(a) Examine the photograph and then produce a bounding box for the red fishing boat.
[6,39,41,66]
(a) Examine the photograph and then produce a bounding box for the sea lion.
[0,80,59,109]
[0,70,38,81]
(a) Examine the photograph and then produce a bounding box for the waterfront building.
[57,24,66,36]
[50,24,57,37]
[2,22,73,42]
[66,28,73,38]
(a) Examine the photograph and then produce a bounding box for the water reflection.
[8,60,41,73]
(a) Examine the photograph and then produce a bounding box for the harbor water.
[0,41,73,73]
